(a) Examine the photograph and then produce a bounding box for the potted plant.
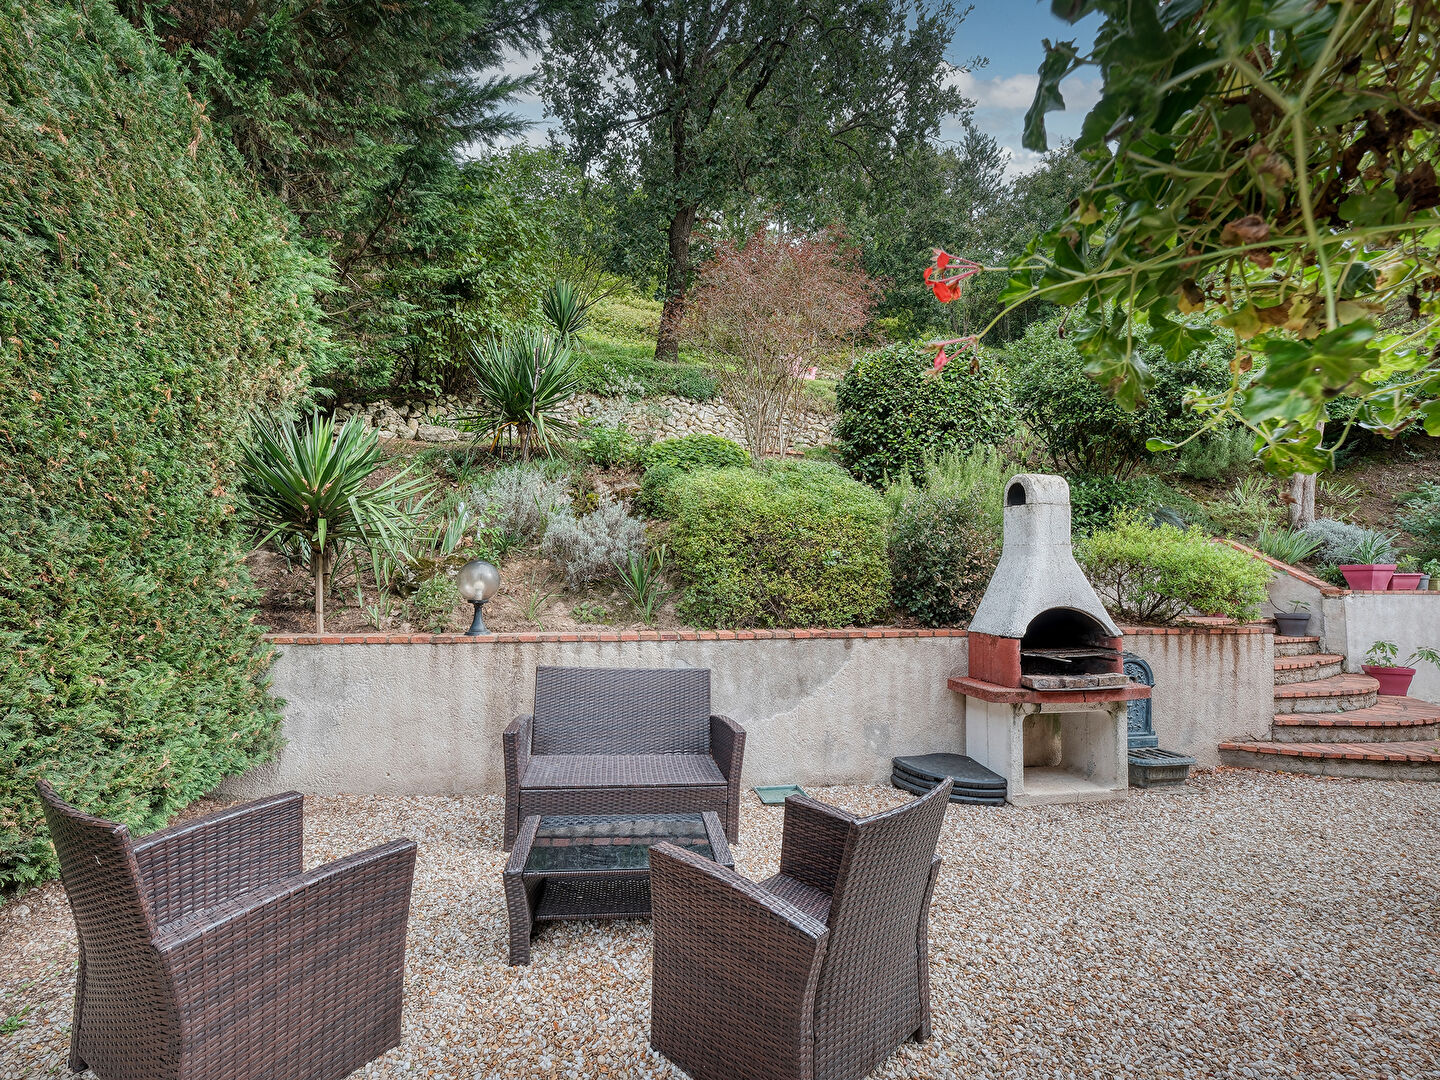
[1273,600,1312,637]
[1339,531,1398,590]
[1361,642,1440,697]
[1423,558,1440,590]
[1390,555,1425,591]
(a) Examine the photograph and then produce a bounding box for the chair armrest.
[157,839,418,1003]
[132,791,304,927]
[650,842,829,1080]
[503,714,533,848]
[708,714,745,781]
[777,794,853,896]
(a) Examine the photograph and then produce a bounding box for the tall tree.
[115,0,554,386]
[542,0,966,360]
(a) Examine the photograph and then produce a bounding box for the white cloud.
[950,69,1040,111]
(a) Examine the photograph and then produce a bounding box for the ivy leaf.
[1023,39,1080,152]
[1338,189,1400,226]
[1148,311,1214,364]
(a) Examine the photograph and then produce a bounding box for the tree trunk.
[313,552,325,635]
[655,204,698,362]
[1286,473,1317,530]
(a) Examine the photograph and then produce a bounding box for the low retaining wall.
[1323,591,1440,702]
[1124,627,1274,764]
[222,625,1272,799]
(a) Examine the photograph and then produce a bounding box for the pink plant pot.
[1340,564,1396,590]
[1362,664,1416,696]
[1389,572,1424,591]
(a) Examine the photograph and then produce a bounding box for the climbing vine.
[997,0,1440,474]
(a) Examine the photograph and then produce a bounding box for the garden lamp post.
[456,559,501,635]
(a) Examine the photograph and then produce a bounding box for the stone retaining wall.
[332,393,835,451]
[221,625,1271,799]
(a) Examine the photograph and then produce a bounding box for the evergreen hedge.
[834,342,1017,486]
[0,1,330,887]
[666,462,891,628]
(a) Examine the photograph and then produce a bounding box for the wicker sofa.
[37,780,416,1080]
[503,665,745,850]
[648,779,952,1080]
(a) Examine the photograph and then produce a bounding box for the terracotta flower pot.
[1389,572,1424,591]
[1362,664,1416,696]
[1273,612,1312,637]
[1340,564,1396,590]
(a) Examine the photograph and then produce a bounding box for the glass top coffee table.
[503,811,733,965]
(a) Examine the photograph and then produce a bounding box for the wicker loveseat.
[648,779,953,1080]
[37,781,417,1080]
[503,665,745,850]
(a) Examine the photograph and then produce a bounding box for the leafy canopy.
[1011,0,1440,474]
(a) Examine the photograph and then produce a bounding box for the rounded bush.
[834,342,1017,486]
[889,493,999,626]
[643,434,750,472]
[1078,513,1272,624]
[1007,316,1233,479]
[666,462,890,628]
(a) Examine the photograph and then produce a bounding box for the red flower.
[926,335,979,373]
[923,249,982,305]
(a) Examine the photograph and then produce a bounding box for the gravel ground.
[3,768,1439,1079]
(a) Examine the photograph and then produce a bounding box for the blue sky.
[489,2,1100,177]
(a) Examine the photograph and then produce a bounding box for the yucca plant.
[464,328,581,461]
[1255,524,1322,567]
[616,544,675,625]
[541,278,591,338]
[240,411,431,632]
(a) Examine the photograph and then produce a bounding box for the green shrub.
[1078,514,1272,624]
[667,463,890,627]
[636,463,684,517]
[1204,475,1283,537]
[643,434,751,471]
[1007,316,1233,479]
[0,1,330,886]
[411,575,463,632]
[834,342,1016,486]
[464,328,581,460]
[884,447,1013,529]
[1068,474,1210,535]
[577,423,647,469]
[1173,428,1255,480]
[1301,518,1397,566]
[889,493,999,626]
[1399,482,1440,561]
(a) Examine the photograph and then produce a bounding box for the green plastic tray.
[754,784,807,805]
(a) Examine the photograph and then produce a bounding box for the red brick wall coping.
[263,623,1271,645]
[1218,538,1347,595]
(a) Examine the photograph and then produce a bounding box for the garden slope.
[0,1,326,886]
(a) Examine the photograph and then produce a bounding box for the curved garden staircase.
[1219,636,1440,780]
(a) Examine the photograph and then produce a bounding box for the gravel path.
[3,768,1438,1079]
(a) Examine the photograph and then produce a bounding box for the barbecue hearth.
[947,474,1151,806]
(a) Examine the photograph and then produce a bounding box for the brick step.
[1275,635,1322,657]
[1271,696,1440,743]
[1273,673,1379,714]
[1272,653,1345,685]
[1219,738,1440,781]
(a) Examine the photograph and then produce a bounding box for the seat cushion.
[760,872,832,924]
[522,754,725,790]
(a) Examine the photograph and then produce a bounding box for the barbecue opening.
[1019,608,1118,678]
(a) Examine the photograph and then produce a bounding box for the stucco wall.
[1327,592,1440,702]
[222,624,1275,799]
[1123,628,1275,766]
[223,632,969,799]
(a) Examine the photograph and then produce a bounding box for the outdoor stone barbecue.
[948,473,1151,806]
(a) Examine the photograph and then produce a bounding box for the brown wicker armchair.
[503,665,745,849]
[649,779,953,1080]
[37,780,417,1080]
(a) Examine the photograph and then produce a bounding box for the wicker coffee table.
[504,811,734,965]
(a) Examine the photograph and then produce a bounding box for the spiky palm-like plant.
[541,279,591,339]
[464,328,581,460]
[240,411,431,632]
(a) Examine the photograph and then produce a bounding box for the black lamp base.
[465,601,491,636]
